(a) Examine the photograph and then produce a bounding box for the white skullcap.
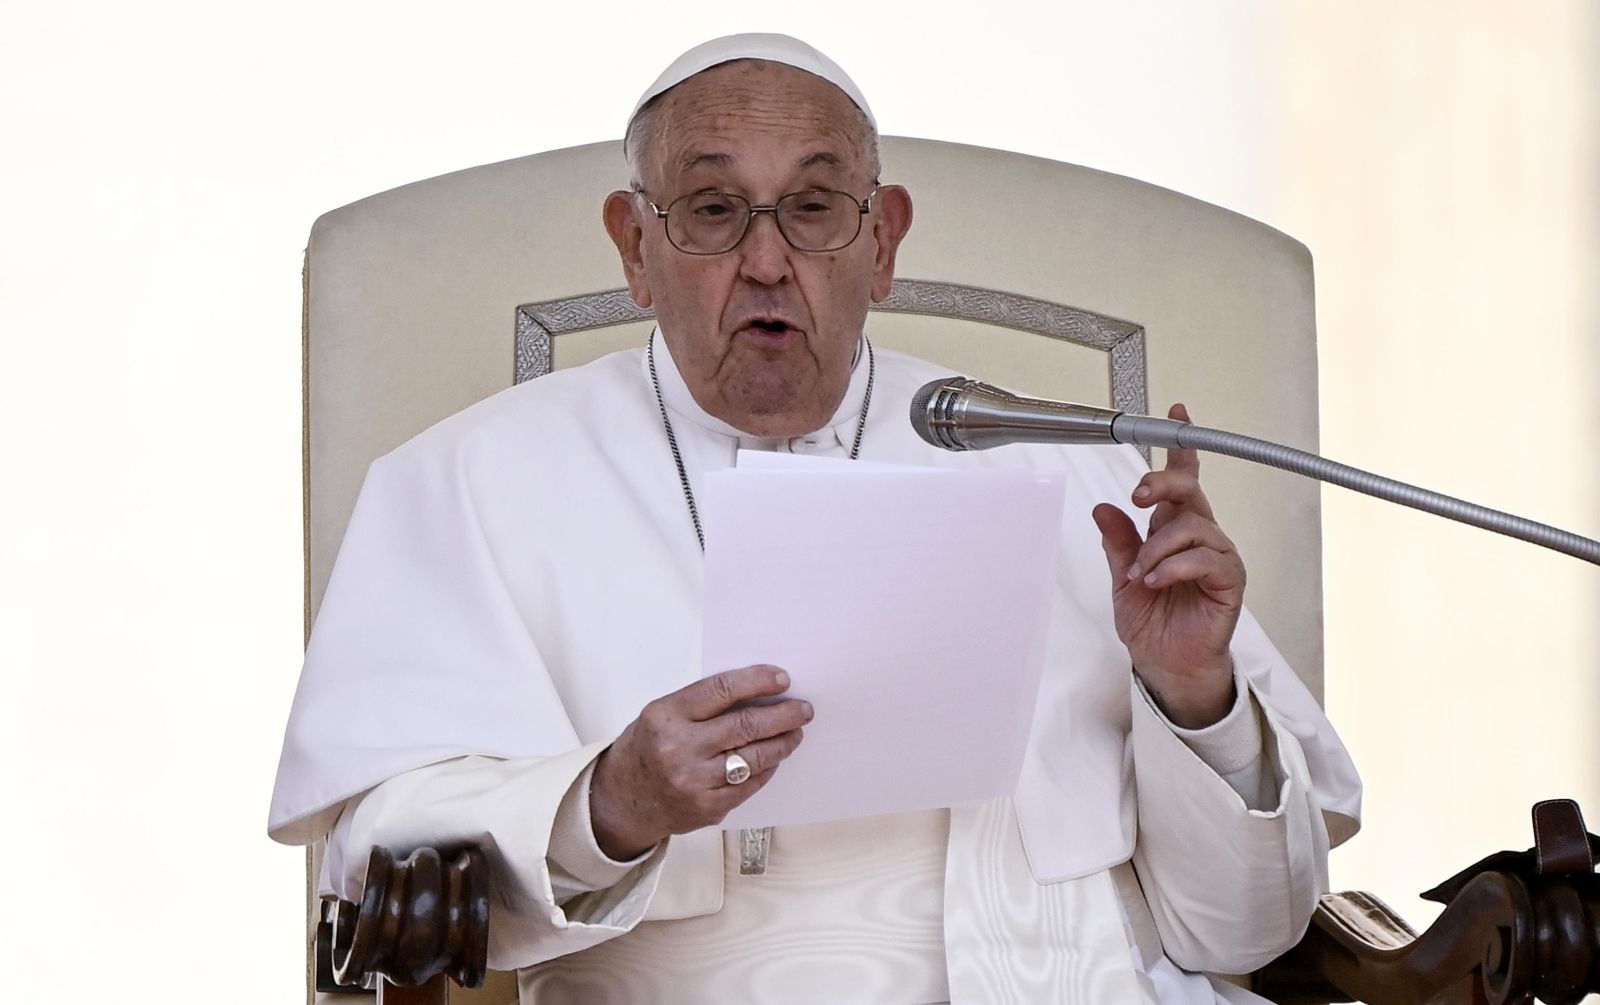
[628,33,876,132]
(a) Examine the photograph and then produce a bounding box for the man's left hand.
[1091,403,1245,729]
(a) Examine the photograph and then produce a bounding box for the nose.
[737,210,793,286]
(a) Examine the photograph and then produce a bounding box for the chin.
[724,390,829,437]
[729,402,826,438]
[726,366,805,409]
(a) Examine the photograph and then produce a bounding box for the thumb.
[1092,503,1143,582]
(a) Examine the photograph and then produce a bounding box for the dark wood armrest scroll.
[1254,798,1600,1005]
[316,845,490,1003]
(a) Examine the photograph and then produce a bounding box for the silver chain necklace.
[646,334,875,875]
[647,335,876,550]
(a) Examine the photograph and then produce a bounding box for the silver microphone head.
[909,377,983,450]
[910,376,1124,451]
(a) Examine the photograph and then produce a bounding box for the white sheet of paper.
[701,453,1066,829]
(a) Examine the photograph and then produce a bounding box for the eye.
[685,193,741,220]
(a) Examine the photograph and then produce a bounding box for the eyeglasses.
[638,187,879,255]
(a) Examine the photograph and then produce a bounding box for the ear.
[603,190,653,308]
[868,185,913,303]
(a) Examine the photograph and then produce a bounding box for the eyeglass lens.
[666,191,864,254]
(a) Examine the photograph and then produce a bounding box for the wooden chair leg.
[376,973,450,1005]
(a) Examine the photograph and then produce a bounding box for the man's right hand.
[588,665,812,861]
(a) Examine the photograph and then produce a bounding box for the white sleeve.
[323,744,669,971]
[1129,674,1331,974]
[1148,669,1276,812]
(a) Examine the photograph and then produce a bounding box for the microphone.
[909,377,1186,451]
[908,376,1600,566]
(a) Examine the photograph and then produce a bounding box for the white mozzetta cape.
[270,338,1361,980]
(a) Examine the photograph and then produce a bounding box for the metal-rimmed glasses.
[637,187,879,255]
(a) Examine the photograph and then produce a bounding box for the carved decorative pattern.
[515,289,650,384]
[876,279,1149,457]
[1109,337,1149,418]
[876,279,1139,350]
[324,846,489,995]
[515,279,1150,459]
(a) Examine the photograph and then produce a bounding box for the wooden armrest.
[1254,798,1600,1005]
[317,846,490,1004]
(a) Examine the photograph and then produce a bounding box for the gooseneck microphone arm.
[910,377,1600,567]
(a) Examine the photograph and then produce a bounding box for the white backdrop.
[2,2,1595,1001]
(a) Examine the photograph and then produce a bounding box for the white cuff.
[1136,669,1274,811]
[548,756,656,894]
[1160,671,1263,775]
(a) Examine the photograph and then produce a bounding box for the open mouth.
[737,316,802,345]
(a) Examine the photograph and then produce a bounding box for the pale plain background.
[1,1,1595,1001]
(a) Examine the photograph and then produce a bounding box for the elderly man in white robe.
[270,33,1362,1005]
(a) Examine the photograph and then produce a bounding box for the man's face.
[605,60,913,438]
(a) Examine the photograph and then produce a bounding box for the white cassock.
[269,332,1363,1004]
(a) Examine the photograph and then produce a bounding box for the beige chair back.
[307,136,1322,688]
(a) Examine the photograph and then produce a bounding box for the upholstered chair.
[297,138,1597,1004]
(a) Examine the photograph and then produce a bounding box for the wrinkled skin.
[604,59,913,438]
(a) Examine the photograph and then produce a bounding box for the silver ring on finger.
[723,751,752,786]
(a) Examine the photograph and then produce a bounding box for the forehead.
[647,61,869,188]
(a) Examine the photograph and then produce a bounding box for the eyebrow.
[679,152,734,172]
[675,150,851,174]
[797,151,846,170]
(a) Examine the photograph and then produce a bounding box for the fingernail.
[1134,486,1151,500]
[1126,564,1142,581]
[1143,571,1159,586]
[802,701,814,720]
[774,670,790,688]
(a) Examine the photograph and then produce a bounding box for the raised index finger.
[673,665,792,721]
[1163,402,1200,477]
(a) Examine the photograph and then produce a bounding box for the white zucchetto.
[628,33,876,132]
